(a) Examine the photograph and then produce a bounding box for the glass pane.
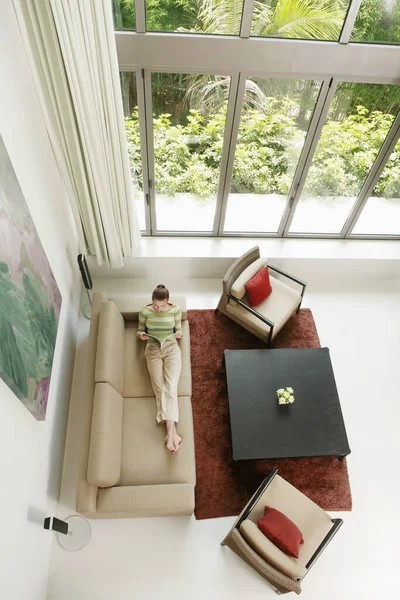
[112,0,136,30]
[352,138,400,235]
[120,72,146,230]
[289,83,400,234]
[351,0,400,45]
[223,78,322,233]
[145,0,244,35]
[151,72,230,231]
[251,0,350,41]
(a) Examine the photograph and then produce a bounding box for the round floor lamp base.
[57,515,91,552]
[82,302,92,320]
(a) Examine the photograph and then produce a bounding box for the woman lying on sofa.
[137,284,183,453]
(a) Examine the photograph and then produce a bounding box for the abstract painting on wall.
[0,135,62,420]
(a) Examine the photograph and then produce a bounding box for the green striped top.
[137,304,182,344]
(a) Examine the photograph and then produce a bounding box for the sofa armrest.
[76,479,98,515]
[93,483,195,518]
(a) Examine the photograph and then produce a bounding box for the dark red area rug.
[187,309,352,520]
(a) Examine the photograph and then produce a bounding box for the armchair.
[216,247,306,346]
[222,469,343,595]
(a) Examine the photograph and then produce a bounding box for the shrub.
[124,102,400,200]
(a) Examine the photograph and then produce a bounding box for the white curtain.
[14,0,141,268]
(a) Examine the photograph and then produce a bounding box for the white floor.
[47,276,400,600]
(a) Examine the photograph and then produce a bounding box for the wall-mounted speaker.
[77,254,92,319]
[77,253,92,290]
[44,516,69,535]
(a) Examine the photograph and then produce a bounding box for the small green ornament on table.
[277,387,295,405]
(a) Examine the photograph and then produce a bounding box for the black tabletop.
[224,348,351,460]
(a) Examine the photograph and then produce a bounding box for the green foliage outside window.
[352,0,400,44]
[124,102,400,200]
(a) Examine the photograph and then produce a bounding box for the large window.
[114,0,400,239]
[224,78,322,233]
[352,139,400,235]
[120,72,146,231]
[149,72,231,232]
[289,83,400,234]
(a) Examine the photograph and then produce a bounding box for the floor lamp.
[44,515,91,552]
[77,254,92,320]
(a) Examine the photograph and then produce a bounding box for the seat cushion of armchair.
[226,277,301,340]
[120,395,196,486]
[123,320,191,397]
[239,519,307,580]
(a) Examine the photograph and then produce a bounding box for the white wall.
[0,4,81,599]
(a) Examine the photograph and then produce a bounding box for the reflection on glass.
[352,139,400,235]
[151,72,230,231]
[145,0,244,35]
[289,83,400,234]
[251,0,350,40]
[120,72,146,230]
[351,0,400,45]
[112,0,135,30]
[224,78,322,233]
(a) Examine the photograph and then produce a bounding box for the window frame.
[115,0,400,240]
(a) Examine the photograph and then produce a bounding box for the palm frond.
[251,0,274,36]
[259,0,346,40]
[184,75,231,115]
[181,0,244,35]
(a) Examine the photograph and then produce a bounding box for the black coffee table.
[224,348,351,460]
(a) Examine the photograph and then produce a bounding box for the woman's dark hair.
[152,284,169,301]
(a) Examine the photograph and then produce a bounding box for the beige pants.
[145,340,181,423]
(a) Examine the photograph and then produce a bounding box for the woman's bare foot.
[165,421,182,453]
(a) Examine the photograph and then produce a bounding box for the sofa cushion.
[95,301,125,395]
[87,383,123,488]
[120,395,196,486]
[240,519,307,580]
[230,258,268,300]
[245,266,273,307]
[108,294,187,322]
[96,483,195,517]
[258,507,304,558]
[227,277,301,341]
[123,319,191,398]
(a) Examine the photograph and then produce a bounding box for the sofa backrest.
[87,382,123,488]
[76,291,107,514]
[107,294,187,321]
[95,300,125,395]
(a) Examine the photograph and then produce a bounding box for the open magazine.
[145,332,176,347]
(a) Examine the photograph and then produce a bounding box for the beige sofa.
[76,292,196,518]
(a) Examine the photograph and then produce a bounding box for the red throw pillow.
[245,266,272,307]
[257,507,304,558]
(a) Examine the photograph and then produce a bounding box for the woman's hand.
[174,331,182,340]
[139,332,149,340]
